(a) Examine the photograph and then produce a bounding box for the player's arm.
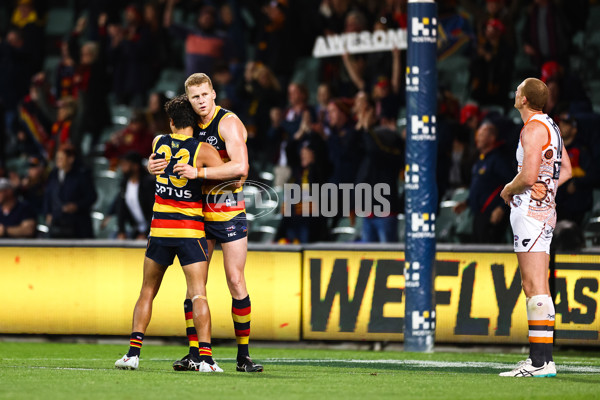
[204,114,249,180]
[173,142,239,179]
[500,123,546,204]
[147,135,168,175]
[557,143,572,187]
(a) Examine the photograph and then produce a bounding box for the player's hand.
[172,163,197,179]
[500,185,513,206]
[148,153,167,175]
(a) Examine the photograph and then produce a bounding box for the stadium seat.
[46,8,74,37]
[5,157,29,177]
[93,170,120,214]
[247,225,277,243]
[331,226,356,242]
[397,214,405,242]
[91,211,118,239]
[437,55,470,103]
[92,157,110,175]
[436,201,458,243]
[110,105,132,126]
[152,68,185,98]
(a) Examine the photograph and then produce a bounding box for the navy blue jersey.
[150,134,205,239]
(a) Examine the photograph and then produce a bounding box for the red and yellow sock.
[184,299,200,358]
[198,342,213,364]
[126,332,144,357]
[232,295,251,358]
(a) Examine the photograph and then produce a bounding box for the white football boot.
[115,354,139,370]
[546,361,557,377]
[197,360,223,373]
[499,358,550,377]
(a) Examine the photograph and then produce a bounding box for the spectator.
[54,39,78,99]
[279,143,327,243]
[255,0,294,86]
[9,0,44,78]
[71,40,111,151]
[237,62,283,159]
[0,177,36,238]
[212,62,237,110]
[315,82,333,124]
[47,97,76,160]
[326,98,361,185]
[0,29,31,138]
[522,0,570,69]
[107,4,155,107]
[555,113,597,227]
[437,1,475,60]
[355,94,403,243]
[145,92,170,136]
[43,144,97,239]
[142,2,169,87]
[115,151,154,240]
[282,82,314,139]
[163,0,230,78]
[268,107,292,188]
[453,122,513,243]
[14,72,55,160]
[18,156,47,217]
[469,18,513,109]
[104,110,154,170]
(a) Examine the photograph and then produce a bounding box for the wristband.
[203,167,207,179]
[194,167,199,179]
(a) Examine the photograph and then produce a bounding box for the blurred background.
[1,0,599,248]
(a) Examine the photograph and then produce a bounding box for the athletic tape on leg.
[192,295,207,302]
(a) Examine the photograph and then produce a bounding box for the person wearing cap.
[0,177,36,238]
[115,151,155,239]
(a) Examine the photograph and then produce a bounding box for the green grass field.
[1,341,599,400]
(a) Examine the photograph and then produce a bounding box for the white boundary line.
[2,358,599,374]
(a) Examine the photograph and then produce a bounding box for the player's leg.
[180,262,221,372]
[173,238,217,371]
[518,251,555,374]
[500,251,553,377]
[116,256,168,370]
[222,237,262,372]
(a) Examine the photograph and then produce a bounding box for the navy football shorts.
[146,237,209,267]
[205,213,248,243]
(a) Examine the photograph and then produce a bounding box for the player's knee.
[226,273,244,290]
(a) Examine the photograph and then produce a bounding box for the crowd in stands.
[1,0,599,247]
